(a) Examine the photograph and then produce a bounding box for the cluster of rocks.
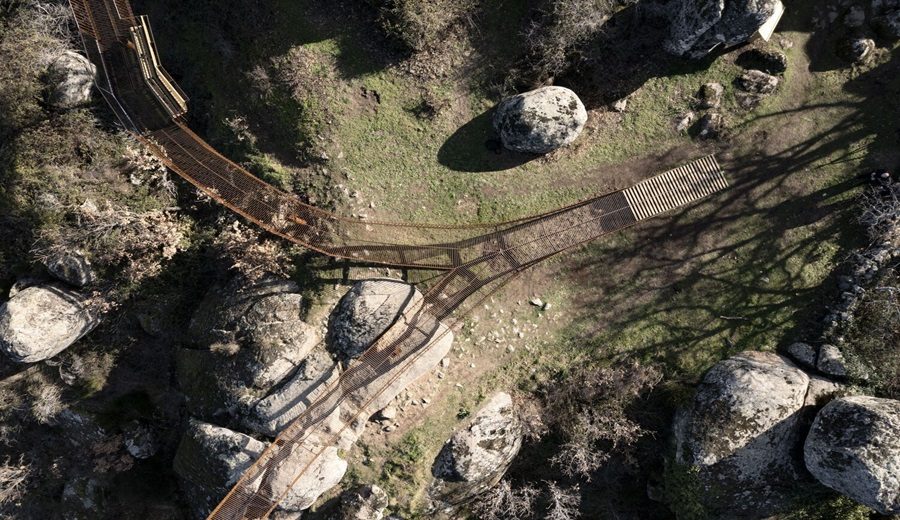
[671,350,900,517]
[172,277,455,518]
[677,46,786,139]
[492,86,588,154]
[0,250,100,364]
[813,0,899,64]
[665,0,784,58]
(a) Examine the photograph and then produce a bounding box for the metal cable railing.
[68,1,729,517]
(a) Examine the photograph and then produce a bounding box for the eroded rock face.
[173,420,267,519]
[804,396,900,515]
[428,392,523,510]
[666,0,781,58]
[327,279,421,361]
[177,276,320,420]
[0,284,97,363]
[673,351,812,517]
[45,50,96,109]
[241,347,340,436]
[492,86,588,154]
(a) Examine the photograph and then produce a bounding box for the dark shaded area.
[437,108,538,172]
[555,3,714,108]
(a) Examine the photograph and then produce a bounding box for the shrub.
[370,0,476,52]
[663,462,707,520]
[0,456,30,508]
[523,0,632,81]
[844,183,900,398]
[472,479,539,520]
[543,361,662,478]
[0,0,73,136]
[844,269,900,398]
[26,374,64,425]
[543,481,581,520]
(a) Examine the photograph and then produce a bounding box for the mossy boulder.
[673,351,816,518]
[804,396,900,515]
[492,86,587,154]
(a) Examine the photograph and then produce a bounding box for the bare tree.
[544,361,661,478]
[472,479,540,520]
[858,182,900,239]
[523,0,631,81]
[544,481,581,520]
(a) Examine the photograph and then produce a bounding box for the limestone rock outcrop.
[673,351,812,517]
[804,396,900,515]
[0,283,97,363]
[428,392,523,510]
[492,86,587,154]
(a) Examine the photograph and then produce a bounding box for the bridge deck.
[68,0,730,517]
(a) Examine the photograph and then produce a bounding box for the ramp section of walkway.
[624,155,727,221]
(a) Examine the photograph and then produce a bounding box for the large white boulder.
[492,86,587,154]
[0,283,97,363]
[428,392,523,510]
[665,0,782,58]
[673,351,812,517]
[45,50,96,108]
[804,396,900,515]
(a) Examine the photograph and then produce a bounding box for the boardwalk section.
[67,1,730,518]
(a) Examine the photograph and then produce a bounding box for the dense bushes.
[543,361,662,478]
[369,0,476,52]
[523,0,633,81]
[0,1,189,295]
[473,361,661,519]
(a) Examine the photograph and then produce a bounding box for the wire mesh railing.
[67,0,730,517]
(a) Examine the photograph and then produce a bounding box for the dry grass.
[0,456,30,507]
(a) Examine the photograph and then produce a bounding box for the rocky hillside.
[0,0,898,518]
